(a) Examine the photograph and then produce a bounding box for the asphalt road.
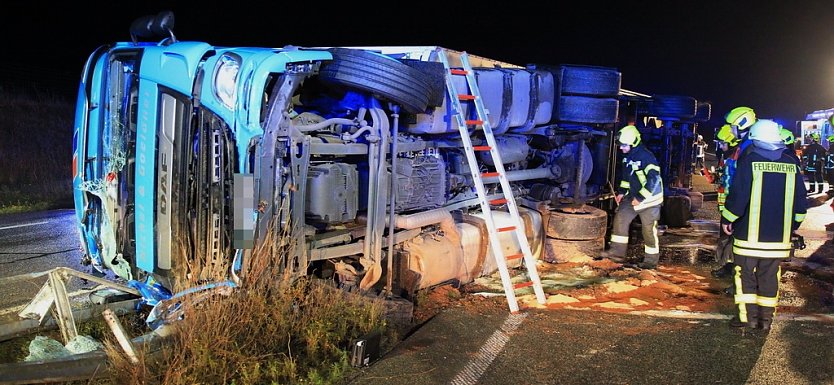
[0,209,91,311]
[348,306,834,385]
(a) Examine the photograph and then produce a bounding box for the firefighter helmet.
[828,135,834,143]
[716,124,740,146]
[725,106,756,131]
[779,127,795,145]
[618,125,641,147]
[811,132,821,142]
[748,119,782,144]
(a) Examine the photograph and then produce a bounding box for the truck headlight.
[214,53,241,109]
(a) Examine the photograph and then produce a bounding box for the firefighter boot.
[638,253,660,269]
[711,262,734,278]
[596,242,628,263]
[729,316,758,328]
[758,319,773,331]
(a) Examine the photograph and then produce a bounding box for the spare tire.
[688,191,704,212]
[694,102,711,122]
[546,206,608,240]
[319,48,433,114]
[557,96,619,124]
[558,65,622,97]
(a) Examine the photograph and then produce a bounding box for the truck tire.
[558,65,621,97]
[319,48,433,114]
[650,95,697,120]
[557,96,619,124]
[546,206,608,240]
[543,236,605,263]
[661,195,692,227]
[688,191,704,212]
[693,102,711,122]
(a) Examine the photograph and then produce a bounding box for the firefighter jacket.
[721,145,807,259]
[616,144,663,210]
[802,142,826,172]
[825,150,834,172]
[717,139,753,212]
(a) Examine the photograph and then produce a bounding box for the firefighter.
[710,107,757,287]
[825,135,834,194]
[597,125,664,269]
[780,126,796,152]
[711,124,739,279]
[693,134,707,173]
[721,119,807,331]
[802,132,826,194]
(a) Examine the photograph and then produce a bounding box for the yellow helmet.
[716,124,740,146]
[779,127,795,145]
[812,132,821,142]
[725,106,756,131]
[618,125,641,146]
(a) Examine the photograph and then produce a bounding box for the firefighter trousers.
[733,253,783,324]
[807,170,824,193]
[609,202,660,255]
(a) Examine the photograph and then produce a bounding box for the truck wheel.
[557,96,619,124]
[650,95,697,120]
[319,48,433,114]
[558,65,621,97]
[693,102,711,122]
[661,195,692,227]
[543,236,605,263]
[546,206,607,240]
[688,191,704,212]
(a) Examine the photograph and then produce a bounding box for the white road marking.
[450,312,527,385]
[0,221,48,231]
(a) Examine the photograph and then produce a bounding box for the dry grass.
[104,223,388,385]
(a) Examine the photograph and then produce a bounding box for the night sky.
[5,1,834,132]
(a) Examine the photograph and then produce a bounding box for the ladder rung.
[490,198,508,205]
[473,146,492,151]
[514,281,534,290]
[465,119,484,126]
[497,226,516,232]
[450,69,468,75]
[482,171,500,178]
[505,253,523,261]
[458,94,477,101]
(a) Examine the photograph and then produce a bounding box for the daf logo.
[159,153,168,215]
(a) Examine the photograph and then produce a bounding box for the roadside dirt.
[410,197,834,326]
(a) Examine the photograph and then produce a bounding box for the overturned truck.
[72,12,710,304]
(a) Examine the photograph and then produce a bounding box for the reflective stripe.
[722,209,739,222]
[795,213,806,222]
[733,266,750,322]
[757,295,778,308]
[634,194,663,210]
[620,180,630,188]
[636,170,647,185]
[639,188,652,198]
[733,245,791,258]
[782,173,794,243]
[734,238,791,250]
[645,245,659,254]
[735,293,757,304]
[749,165,763,243]
[611,235,629,244]
[645,164,660,173]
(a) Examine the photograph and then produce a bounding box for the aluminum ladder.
[437,49,546,313]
